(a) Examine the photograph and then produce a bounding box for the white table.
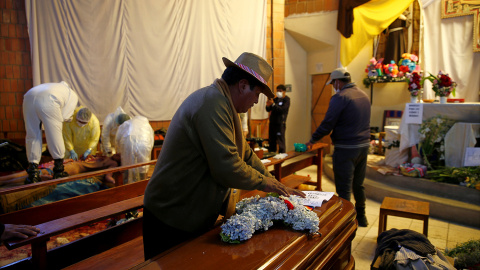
[444,122,480,167]
[399,103,480,153]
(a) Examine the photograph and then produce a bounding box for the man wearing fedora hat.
[143,52,305,259]
[306,67,371,227]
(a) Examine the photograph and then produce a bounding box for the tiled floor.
[294,164,480,269]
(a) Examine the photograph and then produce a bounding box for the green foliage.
[266,192,279,198]
[220,232,241,244]
[427,166,480,189]
[363,78,373,88]
[362,76,407,88]
[445,239,480,269]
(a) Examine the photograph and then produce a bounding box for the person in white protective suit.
[63,107,101,161]
[23,81,79,184]
[115,116,154,184]
[101,107,131,156]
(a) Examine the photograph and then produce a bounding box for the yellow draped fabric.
[340,0,414,66]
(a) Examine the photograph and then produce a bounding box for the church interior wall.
[284,31,309,150]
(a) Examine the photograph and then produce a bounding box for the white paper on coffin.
[298,191,335,207]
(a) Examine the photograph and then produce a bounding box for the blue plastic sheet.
[27,178,108,207]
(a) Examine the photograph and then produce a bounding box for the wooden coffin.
[133,194,357,270]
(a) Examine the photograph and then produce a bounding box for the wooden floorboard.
[64,236,144,270]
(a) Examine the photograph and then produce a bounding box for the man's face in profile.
[236,83,263,113]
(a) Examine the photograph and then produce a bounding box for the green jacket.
[144,80,271,233]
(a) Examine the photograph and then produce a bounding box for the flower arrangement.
[383,60,399,78]
[398,53,420,77]
[418,115,455,169]
[422,70,457,97]
[365,57,384,78]
[405,72,422,97]
[220,194,319,243]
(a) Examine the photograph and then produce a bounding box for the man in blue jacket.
[306,68,371,227]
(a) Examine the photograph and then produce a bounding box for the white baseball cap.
[327,68,350,85]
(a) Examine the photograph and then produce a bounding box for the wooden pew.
[263,142,328,190]
[0,161,156,270]
[0,160,156,197]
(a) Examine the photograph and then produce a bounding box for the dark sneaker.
[24,173,41,184]
[25,163,41,184]
[53,158,68,179]
[356,215,369,227]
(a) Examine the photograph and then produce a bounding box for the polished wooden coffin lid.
[133,194,357,270]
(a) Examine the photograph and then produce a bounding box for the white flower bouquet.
[220,194,320,243]
[418,115,455,169]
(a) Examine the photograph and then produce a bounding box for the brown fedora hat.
[222,52,274,99]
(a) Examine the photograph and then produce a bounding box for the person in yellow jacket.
[63,107,101,161]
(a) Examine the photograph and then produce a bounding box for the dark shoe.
[53,171,69,179]
[356,215,369,227]
[53,159,69,179]
[25,163,41,184]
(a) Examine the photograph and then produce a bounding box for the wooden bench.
[0,161,156,270]
[263,143,328,190]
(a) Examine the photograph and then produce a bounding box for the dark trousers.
[332,146,369,210]
[268,125,286,153]
[142,207,199,261]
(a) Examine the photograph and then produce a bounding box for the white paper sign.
[464,147,480,166]
[299,191,335,207]
[404,104,423,124]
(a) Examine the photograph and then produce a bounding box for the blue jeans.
[332,146,369,210]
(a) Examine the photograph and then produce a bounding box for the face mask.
[77,120,87,127]
[276,92,283,98]
[333,81,340,93]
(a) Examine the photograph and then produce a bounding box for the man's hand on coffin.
[70,150,79,161]
[262,177,306,198]
[81,148,92,161]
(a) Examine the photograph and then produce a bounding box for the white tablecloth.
[444,123,480,167]
[384,126,409,167]
[399,103,480,152]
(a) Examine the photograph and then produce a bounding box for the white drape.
[421,0,480,101]
[26,0,268,122]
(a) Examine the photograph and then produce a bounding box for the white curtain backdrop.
[421,0,480,101]
[26,0,269,122]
